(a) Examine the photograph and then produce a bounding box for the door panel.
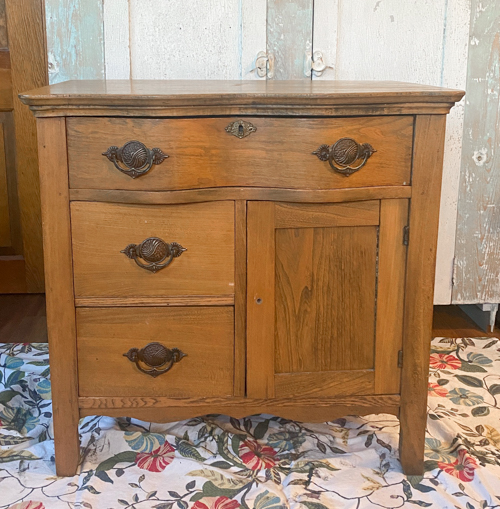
[247,199,408,398]
[275,225,378,373]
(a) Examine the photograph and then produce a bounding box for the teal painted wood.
[45,0,104,84]
[267,0,313,80]
[453,0,500,303]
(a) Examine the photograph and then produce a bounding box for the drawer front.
[77,307,234,397]
[67,116,413,191]
[71,201,234,297]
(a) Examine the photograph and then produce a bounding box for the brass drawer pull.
[102,140,168,178]
[124,342,187,378]
[313,137,376,176]
[121,237,186,273]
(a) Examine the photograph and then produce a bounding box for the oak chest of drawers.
[21,80,464,476]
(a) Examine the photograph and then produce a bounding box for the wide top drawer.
[67,116,413,191]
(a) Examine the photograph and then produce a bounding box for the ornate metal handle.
[102,140,168,178]
[121,237,186,273]
[312,137,376,176]
[124,342,187,378]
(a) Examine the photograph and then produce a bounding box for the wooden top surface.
[20,80,464,108]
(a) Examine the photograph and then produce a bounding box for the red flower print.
[239,438,277,470]
[8,502,45,509]
[429,353,461,370]
[135,441,175,472]
[428,382,449,397]
[193,496,241,509]
[438,449,478,482]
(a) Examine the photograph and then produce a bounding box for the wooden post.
[37,117,80,476]
[399,115,447,474]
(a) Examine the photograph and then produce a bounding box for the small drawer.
[71,201,234,298]
[67,116,413,191]
[77,307,235,397]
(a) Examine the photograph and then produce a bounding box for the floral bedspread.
[0,337,499,509]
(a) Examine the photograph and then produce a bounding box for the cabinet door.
[247,200,408,399]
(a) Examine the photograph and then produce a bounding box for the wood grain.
[67,116,413,191]
[71,201,235,298]
[36,117,79,477]
[0,122,10,246]
[452,0,500,304]
[0,68,12,110]
[374,199,409,394]
[275,225,378,374]
[0,293,47,342]
[20,80,465,109]
[0,256,27,293]
[77,307,234,398]
[75,296,234,308]
[78,394,401,422]
[6,0,47,292]
[399,115,447,475]
[274,200,379,228]
[246,202,275,398]
[69,186,412,205]
[274,370,374,398]
[234,200,247,396]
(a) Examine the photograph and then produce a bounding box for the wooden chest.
[21,80,464,476]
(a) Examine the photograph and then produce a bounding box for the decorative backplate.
[124,342,187,377]
[121,237,186,273]
[102,140,168,178]
[312,137,376,176]
[225,120,257,139]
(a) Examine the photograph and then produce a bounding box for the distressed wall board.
[312,0,471,304]
[241,0,267,79]
[103,0,130,80]
[267,0,313,80]
[452,0,500,304]
[45,0,104,84]
[434,0,471,303]
[128,0,242,80]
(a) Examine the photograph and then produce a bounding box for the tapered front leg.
[37,117,81,476]
[399,115,447,475]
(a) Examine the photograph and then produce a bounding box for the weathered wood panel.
[312,0,471,304]
[267,0,313,80]
[434,0,471,304]
[128,0,241,80]
[453,0,500,304]
[241,0,266,79]
[45,0,104,84]
[103,0,130,79]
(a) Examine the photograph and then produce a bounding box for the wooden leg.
[399,396,426,475]
[37,117,80,476]
[399,115,448,476]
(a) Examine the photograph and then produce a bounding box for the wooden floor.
[0,294,47,342]
[0,295,498,344]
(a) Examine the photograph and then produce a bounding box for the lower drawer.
[77,306,235,398]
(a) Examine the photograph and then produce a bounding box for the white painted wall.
[312,0,471,304]
[103,0,266,80]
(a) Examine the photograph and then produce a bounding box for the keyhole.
[238,124,244,136]
[256,298,263,305]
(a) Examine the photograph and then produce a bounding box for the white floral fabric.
[0,337,499,509]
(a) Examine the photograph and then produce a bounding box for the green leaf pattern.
[0,337,499,508]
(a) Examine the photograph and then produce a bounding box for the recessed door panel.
[247,199,408,399]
